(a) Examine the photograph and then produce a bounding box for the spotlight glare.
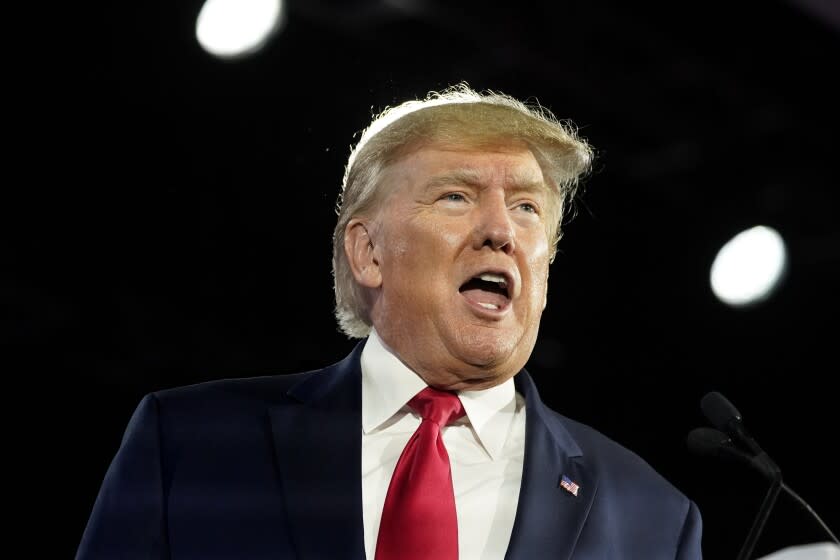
[196,0,284,59]
[710,225,787,307]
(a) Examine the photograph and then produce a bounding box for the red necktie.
[375,386,466,560]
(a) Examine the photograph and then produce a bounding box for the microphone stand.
[696,393,791,560]
[687,418,840,559]
[737,477,782,560]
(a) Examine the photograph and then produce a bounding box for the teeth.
[478,303,500,310]
[479,273,507,286]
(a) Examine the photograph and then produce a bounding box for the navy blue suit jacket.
[78,340,702,559]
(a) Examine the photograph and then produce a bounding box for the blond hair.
[333,83,593,338]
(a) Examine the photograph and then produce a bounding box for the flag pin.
[559,474,580,496]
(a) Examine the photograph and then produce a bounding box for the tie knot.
[408,387,465,427]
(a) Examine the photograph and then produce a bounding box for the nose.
[473,195,516,254]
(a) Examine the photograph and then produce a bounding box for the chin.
[452,328,523,370]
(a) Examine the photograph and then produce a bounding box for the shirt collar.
[361,329,427,434]
[457,379,517,461]
[361,329,518,461]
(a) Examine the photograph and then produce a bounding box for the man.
[77,84,703,559]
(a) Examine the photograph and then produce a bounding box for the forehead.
[389,141,549,193]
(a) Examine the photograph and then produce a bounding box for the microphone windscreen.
[700,391,742,430]
[687,427,732,457]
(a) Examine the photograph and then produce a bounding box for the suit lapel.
[267,348,597,560]
[268,342,367,560]
[505,371,599,560]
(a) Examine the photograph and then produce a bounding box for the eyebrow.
[424,168,547,194]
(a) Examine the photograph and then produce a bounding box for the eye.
[443,193,467,202]
[517,202,538,214]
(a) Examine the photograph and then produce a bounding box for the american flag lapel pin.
[559,474,580,497]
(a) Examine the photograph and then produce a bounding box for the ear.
[344,218,382,289]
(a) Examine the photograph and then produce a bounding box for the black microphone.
[690,392,839,559]
[686,426,734,455]
[701,392,762,455]
[686,427,735,455]
[686,424,839,549]
[687,427,780,482]
[700,391,781,480]
[696,393,782,560]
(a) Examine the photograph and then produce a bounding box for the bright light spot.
[196,0,284,59]
[710,225,787,306]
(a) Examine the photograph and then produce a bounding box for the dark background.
[16,0,840,557]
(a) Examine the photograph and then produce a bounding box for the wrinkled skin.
[345,141,553,391]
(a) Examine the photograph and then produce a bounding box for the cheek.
[381,226,442,293]
[530,271,549,304]
[388,236,411,260]
[525,241,551,300]
[436,221,463,243]
[405,221,462,264]
[379,218,415,263]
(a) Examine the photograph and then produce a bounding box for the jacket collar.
[505,371,599,560]
[268,340,597,560]
[268,341,368,560]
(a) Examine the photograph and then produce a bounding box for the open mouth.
[459,272,512,311]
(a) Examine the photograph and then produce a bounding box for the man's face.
[358,141,553,390]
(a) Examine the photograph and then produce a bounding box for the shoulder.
[559,412,665,478]
[542,405,691,508]
[130,366,331,431]
[114,366,339,458]
[148,341,366,412]
[124,341,365,433]
[540,406,702,555]
[153,369,316,408]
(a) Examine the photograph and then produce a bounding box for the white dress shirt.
[361,329,526,560]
